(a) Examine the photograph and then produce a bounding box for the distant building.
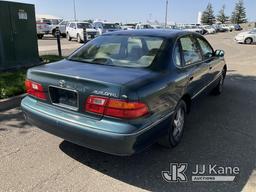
[197,12,202,25]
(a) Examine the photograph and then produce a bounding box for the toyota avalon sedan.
[21,30,227,156]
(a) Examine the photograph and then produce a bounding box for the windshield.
[68,35,164,68]
[77,23,92,29]
[103,23,120,29]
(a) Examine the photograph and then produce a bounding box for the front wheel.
[67,33,71,41]
[245,38,253,44]
[158,100,187,148]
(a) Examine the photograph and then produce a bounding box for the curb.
[0,94,27,112]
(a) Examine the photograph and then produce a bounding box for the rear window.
[68,35,164,68]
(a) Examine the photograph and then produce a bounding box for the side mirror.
[215,49,225,57]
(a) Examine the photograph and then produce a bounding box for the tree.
[201,3,215,25]
[217,5,229,24]
[231,0,247,24]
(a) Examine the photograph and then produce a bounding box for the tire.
[62,34,66,38]
[52,29,56,37]
[77,34,83,43]
[212,69,226,95]
[158,100,187,148]
[67,33,71,41]
[37,34,43,39]
[245,38,253,44]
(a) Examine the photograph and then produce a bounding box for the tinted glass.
[77,23,92,29]
[103,23,120,29]
[180,36,202,65]
[69,35,164,68]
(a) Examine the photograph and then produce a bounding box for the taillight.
[85,95,149,119]
[25,80,46,100]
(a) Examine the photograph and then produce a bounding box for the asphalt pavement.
[1,31,256,192]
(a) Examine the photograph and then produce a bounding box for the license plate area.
[49,86,78,111]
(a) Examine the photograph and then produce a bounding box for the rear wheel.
[37,34,43,39]
[158,100,187,148]
[245,38,253,44]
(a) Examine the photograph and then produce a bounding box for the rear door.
[178,35,208,98]
[196,36,222,83]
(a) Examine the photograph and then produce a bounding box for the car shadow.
[0,107,32,132]
[59,74,256,192]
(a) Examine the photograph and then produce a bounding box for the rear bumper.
[21,96,171,156]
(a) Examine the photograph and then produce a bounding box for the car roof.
[103,29,194,39]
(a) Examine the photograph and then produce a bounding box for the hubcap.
[173,107,185,139]
[246,39,251,44]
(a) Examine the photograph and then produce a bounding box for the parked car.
[202,25,216,34]
[183,25,204,34]
[93,21,121,35]
[51,20,69,37]
[66,21,99,43]
[135,23,154,29]
[36,21,50,39]
[235,28,256,44]
[220,24,233,32]
[36,15,63,37]
[121,23,137,30]
[212,24,228,32]
[21,30,227,156]
[234,24,243,31]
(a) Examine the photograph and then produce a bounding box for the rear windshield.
[68,35,164,68]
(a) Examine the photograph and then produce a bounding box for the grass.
[0,55,64,99]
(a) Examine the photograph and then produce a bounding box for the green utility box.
[0,1,39,71]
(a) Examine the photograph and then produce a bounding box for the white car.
[135,24,154,29]
[93,22,122,35]
[221,24,233,32]
[183,25,204,34]
[202,25,216,34]
[66,22,99,43]
[235,29,256,44]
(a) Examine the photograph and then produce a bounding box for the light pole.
[73,0,77,21]
[165,0,168,28]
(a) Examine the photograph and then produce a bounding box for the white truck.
[36,15,65,37]
[36,20,50,39]
[66,21,99,43]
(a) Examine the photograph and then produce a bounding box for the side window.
[180,36,202,65]
[70,23,74,28]
[197,37,213,59]
[174,43,182,67]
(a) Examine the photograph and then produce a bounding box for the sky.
[4,0,256,23]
